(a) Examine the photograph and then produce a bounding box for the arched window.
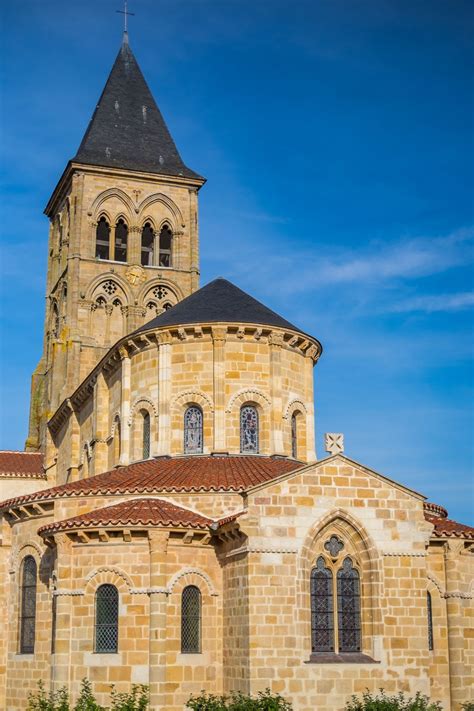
[181,585,201,653]
[114,218,128,262]
[141,222,155,266]
[142,410,151,459]
[184,406,203,454]
[427,591,434,651]
[20,556,37,654]
[95,584,119,653]
[291,412,298,458]
[337,557,361,652]
[96,216,110,260]
[113,418,121,463]
[51,302,60,339]
[158,224,172,267]
[311,556,334,653]
[240,404,259,453]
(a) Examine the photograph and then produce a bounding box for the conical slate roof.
[135,278,316,339]
[73,38,201,179]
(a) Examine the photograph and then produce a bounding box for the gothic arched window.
[95,584,119,653]
[158,225,172,267]
[20,556,37,654]
[142,410,151,459]
[427,591,434,651]
[337,557,361,652]
[184,406,203,454]
[95,216,110,260]
[311,556,334,653]
[181,585,201,653]
[114,218,128,262]
[141,222,155,266]
[240,405,259,453]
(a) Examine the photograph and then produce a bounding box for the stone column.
[157,332,172,455]
[51,534,73,691]
[212,327,227,452]
[148,531,169,710]
[269,331,284,455]
[67,401,81,482]
[444,540,466,709]
[119,347,131,465]
[93,372,109,474]
[305,346,318,461]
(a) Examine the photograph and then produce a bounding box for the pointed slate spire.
[73,39,201,179]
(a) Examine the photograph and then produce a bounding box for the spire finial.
[116,0,135,41]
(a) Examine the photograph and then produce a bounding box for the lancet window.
[95,216,110,260]
[310,542,362,655]
[240,404,259,453]
[114,218,128,262]
[181,585,201,653]
[141,222,155,266]
[19,556,37,654]
[184,406,203,454]
[427,591,434,651]
[142,410,151,459]
[159,224,172,267]
[95,584,119,653]
[291,412,298,458]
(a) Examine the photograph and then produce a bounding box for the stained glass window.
[181,586,201,653]
[96,216,110,260]
[141,222,154,266]
[159,225,172,267]
[311,556,334,652]
[184,406,203,454]
[291,412,298,458]
[20,556,37,654]
[337,557,361,652]
[95,584,119,653]
[142,411,151,459]
[240,405,259,453]
[114,219,128,262]
[427,591,434,651]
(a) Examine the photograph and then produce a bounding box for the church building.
[0,32,472,711]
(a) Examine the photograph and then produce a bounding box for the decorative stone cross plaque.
[325,432,344,455]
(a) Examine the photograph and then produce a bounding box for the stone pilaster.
[93,372,109,475]
[305,345,318,461]
[148,530,169,710]
[212,327,227,452]
[51,534,73,691]
[119,348,131,465]
[269,331,284,455]
[444,539,466,709]
[157,332,172,455]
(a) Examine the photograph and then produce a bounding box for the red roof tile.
[425,514,474,540]
[0,451,45,479]
[0,455,302,510]
[38,498,216,535]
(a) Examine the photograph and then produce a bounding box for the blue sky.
[0,0,473,523]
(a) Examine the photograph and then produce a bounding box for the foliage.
[27,681,148,711]
[460,704,474,711]
[186,688,293,710]
[344,690,443,711]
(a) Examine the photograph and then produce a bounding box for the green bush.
[27,680,148,711]
[186,688,293,710]
[460,704,474,711]
[344,690,443,711]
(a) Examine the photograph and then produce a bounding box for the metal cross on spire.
[116,0,135,34]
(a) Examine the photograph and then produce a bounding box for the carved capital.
[148,530,169,553]
[118,345,130,360]
[269,330,284,347]
[157,330,172,346]
[211,326,227,343]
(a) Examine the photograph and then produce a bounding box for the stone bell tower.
[26,33,205,452]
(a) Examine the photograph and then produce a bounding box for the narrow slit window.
[141,222,154,266]
[142,410,151,459]
[114,219,128,262]
[291,412,298,458]
[184,406,203,454]
[427,591,434,651]
[311,556,334,652]
[181,585,201,653]
[159,225,172,267]
[95,584,119,653]
[240,405,259,453]
[20,556,37,654]
[96,216,110,260]
[337,557,361,653]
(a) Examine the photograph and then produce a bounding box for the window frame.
[184,405,203,455]
[94,584,119,654]
[240,404,259,454]
[95,216,111,260]
[181,585,202,654]
[158,224,172,268]
[427,590,434,651]
[19,555,37,655]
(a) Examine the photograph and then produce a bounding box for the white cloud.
[389,292,474,314]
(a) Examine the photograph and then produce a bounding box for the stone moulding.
[226,545,299,558]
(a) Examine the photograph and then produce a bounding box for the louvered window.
[181,585,201,653]
[427,591,434,651]
[311,556,334,652]
[20,556,37,654]
[337,557,361,652]
[184,406,203,454]
[95,584,119,653]
[114,219,128,262]
[240,405,259,453]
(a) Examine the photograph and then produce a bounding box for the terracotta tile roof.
[0,451,45,479]
[0,455,302,510]
[38,498,216,535]
[425,514,474,540]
